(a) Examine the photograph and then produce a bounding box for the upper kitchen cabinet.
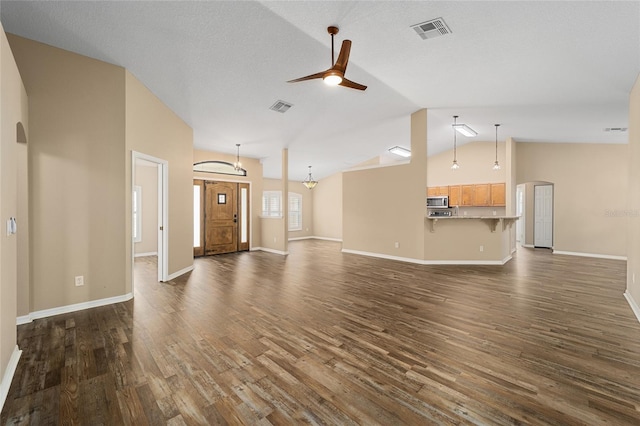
[474,184,491,206]
[461,185,474,206]
[490,183,506,206]
[448,185,461,206]
[427,186,449,197]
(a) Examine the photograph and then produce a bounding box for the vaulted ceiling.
[2,1,638,180]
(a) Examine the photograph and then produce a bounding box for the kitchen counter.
[425,215,519,232]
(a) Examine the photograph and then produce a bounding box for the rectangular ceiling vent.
[411,18,451,40]
[603,127,627,133]
[270,100,293,113]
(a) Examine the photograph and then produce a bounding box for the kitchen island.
[424,215,519,264]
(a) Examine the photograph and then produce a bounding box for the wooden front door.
[205,181,238,255]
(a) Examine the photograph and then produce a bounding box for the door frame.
[132,151,169,282]
[194,177,252,253]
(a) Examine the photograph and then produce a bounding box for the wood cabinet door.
[437,186,449,196]
[427,187,438,197]
[474,184,490,206]
[448,185,461,206]
[491,183,506,206]
[461,185,474,206]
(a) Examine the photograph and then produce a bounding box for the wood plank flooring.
[3,240,640,425]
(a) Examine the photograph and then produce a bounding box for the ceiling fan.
[288,26,367,91]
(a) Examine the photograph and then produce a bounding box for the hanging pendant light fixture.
[233,143,242,171]
[302,165,318,189]
[451,116,460,170]
[493,124,501,170]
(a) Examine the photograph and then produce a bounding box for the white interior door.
[516,185,524,245]
[534,184,553,248]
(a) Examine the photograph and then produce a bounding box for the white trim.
[624,291,640,323]
[288,236,343,242]
[312,236,343,242]
[253,247,289,256]
[522,244,535,248]
[167,265,194,281]
[341,249,424,265]
[134,251,158,258]
[16,314,32,325]
[342,248,512,265]
[16,293,133,325]
[423,255,512,265]
[553,250,627,261]
[0,346,22,412]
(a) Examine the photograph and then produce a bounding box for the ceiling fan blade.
[334,40,352,73]
[339,77,367,91]
[287,71,326,83]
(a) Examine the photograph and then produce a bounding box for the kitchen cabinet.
[427,186,449,197]
[490,183,506,206]
[474,184,490,206]
[461,185,474,206]
[448,185,461,206]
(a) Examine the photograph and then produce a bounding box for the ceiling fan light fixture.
[323,72,343,86]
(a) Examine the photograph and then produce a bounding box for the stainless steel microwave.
[427,196,449,208]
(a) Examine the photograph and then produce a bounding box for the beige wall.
[8,35,128,311]
[427,141,507,186]
[313,172,343,240]
[517,142,628,257]
[263,178,314,239]
[134,164,158,255]
[628,74,640,305]
[1,25,28,391]
[193,149,263,249]
[125,72,194,283]
[343,110,427,260]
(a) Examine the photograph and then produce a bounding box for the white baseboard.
[312,236,343,242]
[341,248,424,265]
[624,291,640,324]
[288,236,312,241]
[134,251,157,258]
[553,250,627,261]
[254,247,289,256]
[16,293,134,325]
[522,244,535,248]
[342,248,512,266]
[0,345,22,412]
[166,265,194,281]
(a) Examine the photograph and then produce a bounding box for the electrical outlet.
[75,276,84,287]
[492,210,497,216]
[463,211,467,216]
[273,237,277,243]
[394,242,399,248]
[479,245,484,252]
[633,273,636,284]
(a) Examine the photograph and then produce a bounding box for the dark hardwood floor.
[3,240,640,425]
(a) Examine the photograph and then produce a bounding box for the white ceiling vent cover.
[270,100,293,113]
[603,127,628,132]
[411,18,452,40]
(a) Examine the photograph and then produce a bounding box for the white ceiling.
[1,1,638,180]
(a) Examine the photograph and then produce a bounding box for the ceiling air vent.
[270,100,293,113]
[603,127,628,133]
[411,18,451,40]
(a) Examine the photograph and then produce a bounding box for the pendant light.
[233,143,242,171]
[451,116,460,170]
[302,166,318,189]
[492,124,501,170]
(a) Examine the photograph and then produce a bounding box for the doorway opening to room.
[132,152,168,283]
[518,181,554,250]
[194,180,250,256]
